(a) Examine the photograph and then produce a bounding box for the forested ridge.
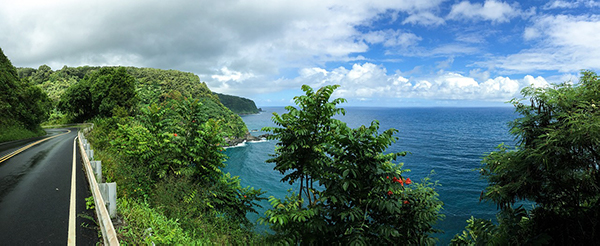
[16,65,252,138]
[214,92,260,115]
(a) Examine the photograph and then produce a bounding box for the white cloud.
[447,0,519,23]
[407,43,481,57]
[494,14,600,73]
[289,62,528,101]
[523,27,541,40]
[362,29,422,48]
[2,0,591,106]
[403,12,445,26]
[469,69,491,82]
[0,0,446,89]
[436,56,455,69]
[523,75,549,88]
[543,0,600,9]
[211,67,256,82]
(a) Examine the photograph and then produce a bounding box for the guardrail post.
[99,182,117,219]
[87,149,94,161]
[91,161,102,182]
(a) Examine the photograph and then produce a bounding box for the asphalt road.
[0,128,99,244]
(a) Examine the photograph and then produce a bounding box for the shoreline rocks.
[224,132,270,147]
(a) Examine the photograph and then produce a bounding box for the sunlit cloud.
[447,0,520,23]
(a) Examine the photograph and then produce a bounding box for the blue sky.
[1,0,599,107]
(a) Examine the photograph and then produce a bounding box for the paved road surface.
[0,128,99,244]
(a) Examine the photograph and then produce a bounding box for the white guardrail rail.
[78,126,119,245]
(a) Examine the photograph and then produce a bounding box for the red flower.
[387,191,393,196]
[174,133,178,137]
[243,195,247,198]
[405,178,412,185]
[403,200,409,204]
[386,176,390,179]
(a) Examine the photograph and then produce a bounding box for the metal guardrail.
[78,128,119,245]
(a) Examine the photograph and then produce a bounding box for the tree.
[0,47,21,125]
[90,67,138,118]
[0,48,51,131]
[58,67,139,122]
[109,97,265,225]
[57,78,93,122]
[454,71,600,244]
[264,85,347,207]
[15,78,52,129]
[262,85,443,245]
[30,64,53,84]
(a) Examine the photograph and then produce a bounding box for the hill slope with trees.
[17,65,249,138]
[214,92,260,115]
[0,48,51,142]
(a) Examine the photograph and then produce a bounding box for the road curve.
[0,128,99,244]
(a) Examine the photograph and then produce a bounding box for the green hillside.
[0,48,51,142]
[17,65,248,138]
[214,92,260,115]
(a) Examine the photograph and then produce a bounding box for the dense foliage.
[452,71,600,245]
[0,48,51,142]
[87,97,266,243]
[18,65,249,137]
[261,85,444,245]
[125,67,248,137]
[214,92,260,115]
[58,67,139,122]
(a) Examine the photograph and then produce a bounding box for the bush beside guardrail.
[78,126,119,245]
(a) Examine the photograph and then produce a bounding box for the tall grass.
[0,124,46,143]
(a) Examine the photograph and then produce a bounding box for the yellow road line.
[0,129,72,164]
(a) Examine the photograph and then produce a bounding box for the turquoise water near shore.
[224,106,517,244]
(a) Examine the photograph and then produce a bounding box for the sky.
[1,0,599,107]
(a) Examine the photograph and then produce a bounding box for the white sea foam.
[223,140,247,149]
[247,138,268,143]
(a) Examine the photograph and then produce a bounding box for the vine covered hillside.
[17,66,248,138]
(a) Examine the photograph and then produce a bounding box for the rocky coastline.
[224,132,270,147]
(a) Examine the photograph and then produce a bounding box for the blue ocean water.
[224,107,517,244]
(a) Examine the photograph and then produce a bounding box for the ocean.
[224,106,517,244]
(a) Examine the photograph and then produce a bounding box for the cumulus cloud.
[447,0,520,23]
[289,62,528,101]
[523,75,550,88]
